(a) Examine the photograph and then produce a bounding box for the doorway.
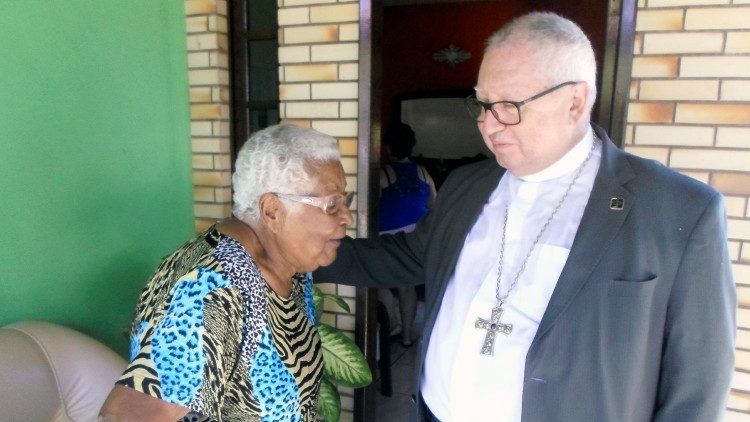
[357,0,636,419]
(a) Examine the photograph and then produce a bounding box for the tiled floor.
[374,302,425,421]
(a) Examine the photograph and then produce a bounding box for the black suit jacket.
[315,126,736,421]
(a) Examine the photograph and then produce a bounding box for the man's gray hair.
[232,124,340,222]
[486,12,597,111]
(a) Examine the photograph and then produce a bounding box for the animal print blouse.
[116,227,323,421]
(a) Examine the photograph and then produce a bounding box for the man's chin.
[495,155,515,170]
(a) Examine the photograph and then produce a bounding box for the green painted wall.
[0,1,194,355]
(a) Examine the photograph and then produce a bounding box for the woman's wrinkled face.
[277,160,354,273]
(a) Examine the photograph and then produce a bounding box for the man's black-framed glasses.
[465,81,580,126]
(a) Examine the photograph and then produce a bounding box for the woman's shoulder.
[145,229,260,300]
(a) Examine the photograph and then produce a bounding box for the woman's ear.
[259,193,286,233]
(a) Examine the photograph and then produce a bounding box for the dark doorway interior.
[380,1,611,188]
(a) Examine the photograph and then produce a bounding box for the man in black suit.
[316,11,735,421]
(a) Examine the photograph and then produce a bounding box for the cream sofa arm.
[0,321,127,422]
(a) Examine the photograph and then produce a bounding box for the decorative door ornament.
[432,44,471,67]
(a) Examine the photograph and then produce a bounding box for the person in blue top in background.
[379,122,437,347]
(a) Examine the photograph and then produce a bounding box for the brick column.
[278,1,361,420]
[626,1,750,417]
[185,0,233,232]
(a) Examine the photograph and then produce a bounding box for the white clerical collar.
[518,126,594,183]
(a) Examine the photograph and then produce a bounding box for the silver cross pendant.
[475,305,513,356]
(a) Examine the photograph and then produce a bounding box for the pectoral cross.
[475,305,513,356]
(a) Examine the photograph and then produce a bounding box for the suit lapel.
[532,127,636,344]
[424,162,504,330]
[437,162,504,285]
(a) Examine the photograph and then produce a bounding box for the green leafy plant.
[313,285,372,422]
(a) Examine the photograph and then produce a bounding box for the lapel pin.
[610,197,624,210]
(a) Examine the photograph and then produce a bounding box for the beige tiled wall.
[278,1,360,419]
[185,0,232,232]
[627,1,750,418]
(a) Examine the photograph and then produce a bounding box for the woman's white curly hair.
[232,124,340,222]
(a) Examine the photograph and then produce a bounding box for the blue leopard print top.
[116,227,323,421]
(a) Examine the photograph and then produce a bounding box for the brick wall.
[626,1,750,418]
[278,1,361,420]
[185,0,233,233]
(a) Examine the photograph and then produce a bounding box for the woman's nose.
[340,203,354,227]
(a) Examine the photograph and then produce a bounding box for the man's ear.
[568,83,589,123]
[259,193,285,233]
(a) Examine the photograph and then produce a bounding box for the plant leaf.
[317,377,341,422]
[313,286,324,323]
[324,294,351,313]
[318,323,372,388]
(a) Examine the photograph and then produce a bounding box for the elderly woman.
[100,124,353,421]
